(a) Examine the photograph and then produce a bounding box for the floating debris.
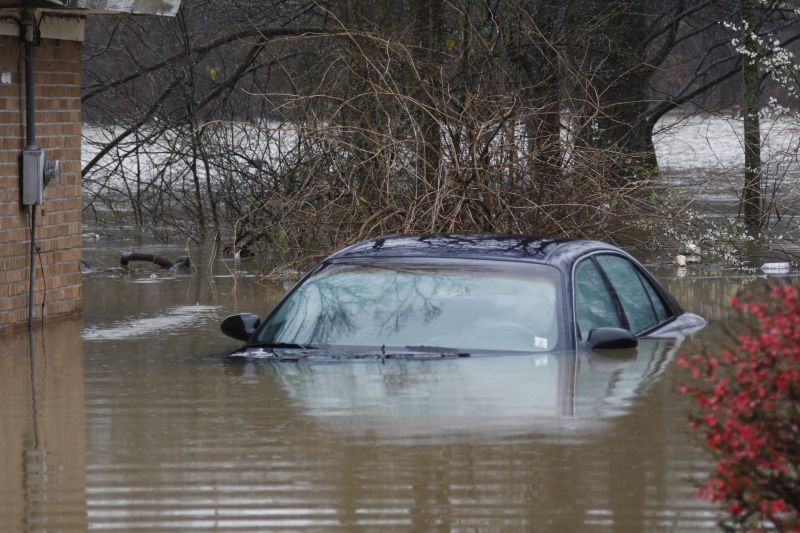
[120,251,191,271]
[761,262,791,275]
[674,254,700,267]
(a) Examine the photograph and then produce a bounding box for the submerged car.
[221,235,705,359]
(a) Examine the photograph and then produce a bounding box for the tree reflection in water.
[258,259,562,352]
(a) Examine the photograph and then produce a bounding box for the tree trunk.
[506,0,564,187]
[527,4,562,185]
[572,2,659,183]
[338,2,386,204]
[741,0,762,231]
[413,0,443,197]
[588,72,657,182]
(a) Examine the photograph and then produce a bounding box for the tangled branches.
[87,1,765,268]
[83,22,667,266]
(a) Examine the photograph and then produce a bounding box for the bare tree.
[80,0,800,265]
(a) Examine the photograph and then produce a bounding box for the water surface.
[1,233,793,531]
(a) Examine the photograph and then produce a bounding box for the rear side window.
[595,255,668,334]
[638,270,671,322]
[574,260,621,339]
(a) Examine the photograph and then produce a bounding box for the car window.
[595,255,662,334]
[574,259,621,339]
[638,270,671,322]
[257,259,563,353]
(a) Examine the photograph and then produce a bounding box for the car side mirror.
[587,327,638,350]
[221,313,261,341]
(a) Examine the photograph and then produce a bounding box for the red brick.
[1,37,82,333]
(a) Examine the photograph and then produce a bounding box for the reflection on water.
[4,234,792,531]
[251,338,676,441]
[658,268,780,322]
[0,321,86,532]
[82,304,220,340]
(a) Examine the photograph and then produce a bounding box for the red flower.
[681,282,800,530]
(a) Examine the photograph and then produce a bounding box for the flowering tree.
[678,284,800,531]
[722,0,800,231]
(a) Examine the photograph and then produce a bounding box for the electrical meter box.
[22,147,45,206]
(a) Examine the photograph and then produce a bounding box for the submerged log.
[120,252,191,271]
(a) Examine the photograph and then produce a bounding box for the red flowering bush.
[679,283,800,532]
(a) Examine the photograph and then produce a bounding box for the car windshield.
[256,258,563,353]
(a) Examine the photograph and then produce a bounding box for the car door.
[573,253,673,342]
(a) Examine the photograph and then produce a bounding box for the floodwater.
[2,113,794,531]
[2,231,794,532]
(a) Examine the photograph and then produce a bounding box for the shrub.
[678,284,800,531]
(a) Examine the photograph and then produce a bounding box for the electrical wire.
[36,226,47,327]
[25,206,49,328]
[28,205,36,329]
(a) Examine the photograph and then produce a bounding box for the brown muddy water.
[0,232,795,532]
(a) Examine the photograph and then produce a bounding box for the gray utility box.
[22,147,45,206]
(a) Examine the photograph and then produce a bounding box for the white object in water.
[674,254,687,267]
[684,243,701,255]
[761,262,791,274]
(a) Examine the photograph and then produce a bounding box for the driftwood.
[120,252,191,271]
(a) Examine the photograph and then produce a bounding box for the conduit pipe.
[23,14,38,330]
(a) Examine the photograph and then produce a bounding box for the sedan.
[221,235,704,359]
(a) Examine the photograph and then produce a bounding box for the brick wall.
[0,36,82,334]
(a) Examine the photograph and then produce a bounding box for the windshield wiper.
[404,345,470,357]
[251,342,314,350]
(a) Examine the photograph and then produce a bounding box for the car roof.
[326,234,623,266]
